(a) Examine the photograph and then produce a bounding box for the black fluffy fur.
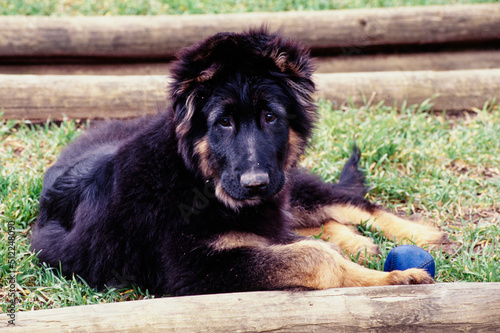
[32,29,374,295]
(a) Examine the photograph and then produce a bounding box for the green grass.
[0,0,497,15]
[1,0,498,317]
[0,118,155,311]
[301,99,500,282]
[1,100,499,311]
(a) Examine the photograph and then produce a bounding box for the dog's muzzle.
[240,171,270,196]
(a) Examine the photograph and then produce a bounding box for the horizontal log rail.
[1,50,499,75]
[1,69,499,120]
[0,4,499,60]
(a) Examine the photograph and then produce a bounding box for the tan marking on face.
[214,181,261,211]
[194,136,216,179]
[284,129,304,171]
[175,92,197,140]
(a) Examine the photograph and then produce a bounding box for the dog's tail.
[336,144,368,197]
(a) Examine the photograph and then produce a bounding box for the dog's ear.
[261,31,315,83]
[169,32,238,101]
[258,30,317,141]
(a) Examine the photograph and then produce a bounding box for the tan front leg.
[209,232,433,290]
[265,240,433,289]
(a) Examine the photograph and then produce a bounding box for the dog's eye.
[219,117,231,127]
[264,112,277,123]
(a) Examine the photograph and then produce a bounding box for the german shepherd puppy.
[32,29,451,295]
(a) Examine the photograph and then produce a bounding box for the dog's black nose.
[240,171,269,194]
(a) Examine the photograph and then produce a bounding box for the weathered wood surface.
[0,74,168,120]
[1,50,499,75]
[1,4,499,59]
[314,50,500,73]
[2,283,499,332]
[0,62,173,76]
[313,69,500,111]
[1,69,498,120]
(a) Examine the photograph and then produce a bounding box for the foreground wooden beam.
[1,4,499,59]
[2,283,499,332]
[1,69,498,121]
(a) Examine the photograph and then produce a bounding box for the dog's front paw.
[386,268,434,285]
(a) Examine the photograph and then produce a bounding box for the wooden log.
[0,74,168,120]
[314,50,500,73]
[1,50,499,75]
[0,4,499,59]
[1,69,498,121]
[313,69,500,111]
[2,283,500,332]
[0,63,173,76]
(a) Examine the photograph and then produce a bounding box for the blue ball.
[384,245,435,279]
